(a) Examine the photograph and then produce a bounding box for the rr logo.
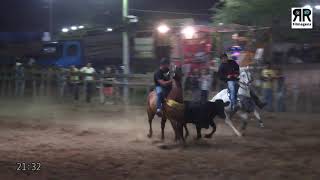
[292,7,313,29]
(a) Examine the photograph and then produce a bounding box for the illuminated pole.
[49,0,53,40]
[123,0,130,74]
[123,0,129,104]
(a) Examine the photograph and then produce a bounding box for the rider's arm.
[157,79,172,86]
[233,61,240,77]
[218,65,227,81]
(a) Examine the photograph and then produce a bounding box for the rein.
[239,70,253,86]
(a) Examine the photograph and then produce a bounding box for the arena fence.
[1,65,319,113]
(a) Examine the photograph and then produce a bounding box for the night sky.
[0,0,216,32]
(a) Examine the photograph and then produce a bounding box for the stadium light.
[181,26,196,39]
[78,25,84,29]
[303,4,312,9]
[106,28,113,32]
[70,26,78,30]
[315,5,320,10]
[61,28,69,33]
[157,24,170,34]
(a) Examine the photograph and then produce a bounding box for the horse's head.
[171,65,183,82]
[239,67,252,85]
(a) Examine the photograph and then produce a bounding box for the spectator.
[57,68,68,98]
[190,68,201,102]
[275,67,286,112]
[69,65,80,101]
[102,66,115,104]
[261,63,276,112]
[199,68,212,104]
[14,62,25,97]
[80,63,96,103]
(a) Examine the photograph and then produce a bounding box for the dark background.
[0,0,215,31]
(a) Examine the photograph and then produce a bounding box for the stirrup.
[156,109,162,117]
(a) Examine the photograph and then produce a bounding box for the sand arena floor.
[0,100,319,180]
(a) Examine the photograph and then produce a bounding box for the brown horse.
[147,67,187,142]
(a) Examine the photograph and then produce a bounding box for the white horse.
[211,67,264,137]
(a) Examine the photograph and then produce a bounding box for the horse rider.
[218,53,240,113]
[154,58,173,116]
[218,54,266,112]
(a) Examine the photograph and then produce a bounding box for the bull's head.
[207,100,230,119]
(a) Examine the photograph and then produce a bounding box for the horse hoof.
[181,142,187,147]
[204,135,212,139]
[184,133,189,139]
[241,124,248,131]
[259,123,265,128]
[147,134,152,138]
[236,132,243,137]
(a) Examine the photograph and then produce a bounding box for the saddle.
[166,99,184,112]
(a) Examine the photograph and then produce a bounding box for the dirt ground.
[0,99,319,180]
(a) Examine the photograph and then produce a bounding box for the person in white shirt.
[80,63,96,103]
[199,68,212,104]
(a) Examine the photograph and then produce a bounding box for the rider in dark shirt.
[218,54,266,111]
[154,58,172,116]
[218,53,240,112]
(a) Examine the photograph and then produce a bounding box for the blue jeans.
[227,81,239,111]
[85,81,95,103]
[263,88,273,112]
[156,86,165,111]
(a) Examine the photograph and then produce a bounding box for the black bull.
[184,100,229,139]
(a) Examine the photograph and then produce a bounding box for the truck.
[37,30,123,69]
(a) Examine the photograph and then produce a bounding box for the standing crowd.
[2,62,119,104]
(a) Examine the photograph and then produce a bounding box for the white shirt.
[200,75,212,91]
[80,67,96,81]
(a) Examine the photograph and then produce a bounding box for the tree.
[212,0,299,26]
[211,0,311,42]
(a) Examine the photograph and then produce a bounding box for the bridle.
[169,64,178,79]
[239,69,253,88]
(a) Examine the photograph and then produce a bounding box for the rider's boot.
[156,108,162,117]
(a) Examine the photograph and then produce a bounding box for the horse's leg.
[147,110,155,138]
[239,112,248,131]
[169,119,178,142]
[205,121,216,139]
[254,109,264,128]
[224,111,242,137]
[177,122,185,144]
[161,117,167,140]
[184,124,189,139]
[196,125,202,140]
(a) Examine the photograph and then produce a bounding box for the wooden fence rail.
[0,69,153,105]
[1,67,320,112]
